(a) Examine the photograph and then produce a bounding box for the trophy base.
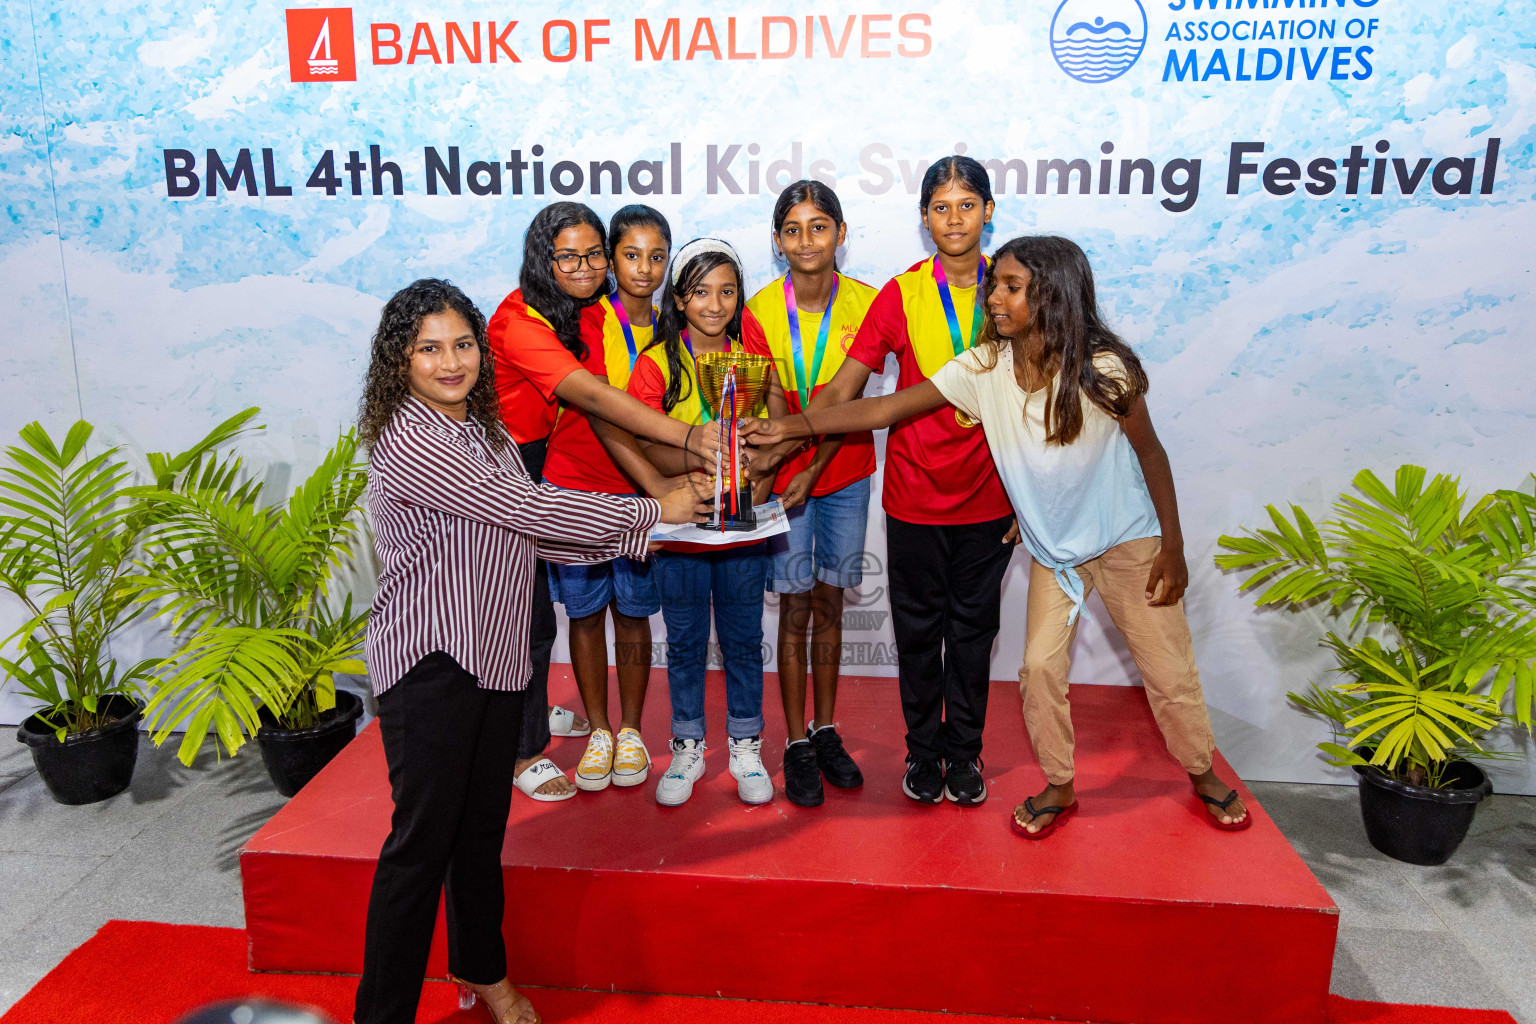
[694,484,757,532]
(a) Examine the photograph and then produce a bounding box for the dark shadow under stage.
[241,670,1338,1024]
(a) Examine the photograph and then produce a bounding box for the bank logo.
[1050,0,1147,84]
[286,8,357,82]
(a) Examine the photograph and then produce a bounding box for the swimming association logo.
[1050,0,1147,84]
[285,8,357,82]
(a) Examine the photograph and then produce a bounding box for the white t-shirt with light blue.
[930,344,1161,622]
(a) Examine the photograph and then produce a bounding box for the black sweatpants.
[517,438,554,762]
[353,652,526,1024]
[885,514,1015,764]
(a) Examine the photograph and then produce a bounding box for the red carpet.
[0,922,1516,1024]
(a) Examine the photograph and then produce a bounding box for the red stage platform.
[241,672,1338,1024]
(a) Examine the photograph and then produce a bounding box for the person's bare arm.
[1119,396,1187,607]
[592,417,674,497]
[741,379,948,446]
[555,368,719,460]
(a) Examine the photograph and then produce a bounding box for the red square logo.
[286,8,356,82]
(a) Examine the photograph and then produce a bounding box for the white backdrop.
[3,0,1533,791]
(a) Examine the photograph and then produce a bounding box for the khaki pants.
[1019,536,1215,785]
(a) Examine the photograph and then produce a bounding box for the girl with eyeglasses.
[542,205,676,793]
[487,202,721,804]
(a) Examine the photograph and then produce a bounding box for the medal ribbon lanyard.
[608,293,651,371]
[932,257,986,355]
[784,274,840,409]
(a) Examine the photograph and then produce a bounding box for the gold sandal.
[447,974,541,1024]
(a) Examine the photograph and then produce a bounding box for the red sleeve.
[741,308,770,357]
[626,355,667,412]
[580,305,611,377]
[845,278,906,372]
[487,298,585,402]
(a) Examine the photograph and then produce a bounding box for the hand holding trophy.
[694,351,772,531]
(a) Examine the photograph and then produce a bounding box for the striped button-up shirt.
[365,396,660,695]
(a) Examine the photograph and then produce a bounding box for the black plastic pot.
[256,690,364,797]
[1352,747,1492,866]
[15,696,144,805]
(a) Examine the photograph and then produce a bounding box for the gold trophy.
[694,352,772,531]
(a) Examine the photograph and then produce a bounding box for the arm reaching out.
[557,368,721,462]
[1119,396,1188,606]
[741,379,949,446]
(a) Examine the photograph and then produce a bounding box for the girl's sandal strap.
[1199,789,1241,812]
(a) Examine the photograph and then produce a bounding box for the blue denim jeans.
[653,544,767,741]
[767,475,872,594]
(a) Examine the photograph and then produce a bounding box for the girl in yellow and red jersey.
[541,205,675,794]
[740,181,878,809]
[627,238,784,808]
[755,157,1016,807]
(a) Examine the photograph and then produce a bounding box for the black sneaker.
[902,758,945,803]
[783,739,824,807]
[809,724,864,789]
[943,757,987,806]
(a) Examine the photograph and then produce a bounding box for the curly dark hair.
[520,202,607,361]
[974,235,1148,446]
[357,278,508,452]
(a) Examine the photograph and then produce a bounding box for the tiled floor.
[0,739,1531,1020]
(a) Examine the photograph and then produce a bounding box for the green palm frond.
[135,429,369,762]
[1221,464,1536,784]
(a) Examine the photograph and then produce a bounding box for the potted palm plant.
[131,426,369,796]
[0,413,256,804]
[1217,466,1536,865]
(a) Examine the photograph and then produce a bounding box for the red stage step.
[241,673,1338,1024]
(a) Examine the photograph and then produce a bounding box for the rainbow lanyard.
[932,256,986,356]
[784,273,839,409]
[681,330,740,423]
[607,293,652,370]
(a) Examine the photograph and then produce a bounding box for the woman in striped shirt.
[352,279,706,1024]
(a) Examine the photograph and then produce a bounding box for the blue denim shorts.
[766,475,872,594]
[549,556,659,620]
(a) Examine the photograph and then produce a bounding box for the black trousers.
[354,652,526,1024]
[518,438,555,761]
[885,514,1015,763]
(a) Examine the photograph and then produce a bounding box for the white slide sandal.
[548,704,590,737]
[513,758,577,802]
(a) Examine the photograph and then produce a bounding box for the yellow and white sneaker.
[575,729,614,791]
[612,728,650,787]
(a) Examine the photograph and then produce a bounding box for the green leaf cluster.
[0,412,259,741]
[130,429,369,764]
[1217,467,1536,786]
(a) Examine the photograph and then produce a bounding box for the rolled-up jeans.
[654,544,767,741]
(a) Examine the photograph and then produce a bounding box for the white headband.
[670,237,743,285]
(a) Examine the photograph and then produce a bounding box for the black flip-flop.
[1196,789,1253,831]
[1010,796,1078,840]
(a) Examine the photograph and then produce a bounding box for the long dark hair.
[358,278,506,452]
[771,179,845,272]
[607,204,673,255]
[919,155,994,211]
[519,202,606,360]
[648,245,745,414]
[977,236,1147,446]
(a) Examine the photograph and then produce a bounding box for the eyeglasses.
[552,249,609,273]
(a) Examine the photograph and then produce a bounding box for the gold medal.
[955,409,980,429]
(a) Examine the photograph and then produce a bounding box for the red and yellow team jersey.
[542,293,657,494]
[743,273,879,497]
[485,288,602,445]
[629,335,749,554]
[845,256,1011,525]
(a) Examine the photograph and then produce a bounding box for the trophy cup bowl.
[694,352,772,531]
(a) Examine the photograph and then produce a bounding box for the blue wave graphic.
[1050,27,1145,82]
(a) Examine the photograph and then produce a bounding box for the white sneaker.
[655,738,706,806]
[728,735,774,805]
